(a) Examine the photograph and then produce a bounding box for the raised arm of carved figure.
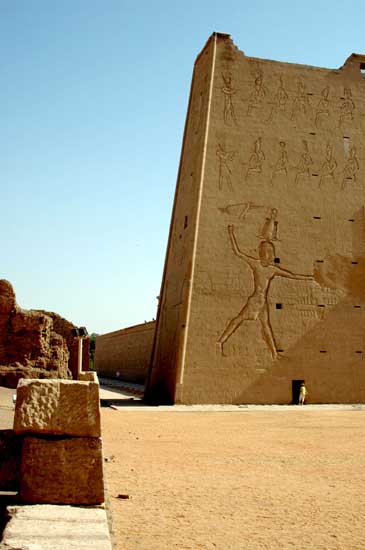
[228,225,257,267]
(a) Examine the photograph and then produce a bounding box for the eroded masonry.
[145,33,365,404]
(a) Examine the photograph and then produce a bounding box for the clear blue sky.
[1,1,364,334]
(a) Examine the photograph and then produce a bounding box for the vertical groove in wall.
[177,34,217,389]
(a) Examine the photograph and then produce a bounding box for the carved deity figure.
[271,141,288,183]
[291,81,310,119]
[315,86,330,128]
[221,74,238,126]
[217,225,314,359]
[216,144,235,190]
[342,146,359,189]
[339,88,355,128]
[319,143,337,187]
[267,76,288,121]
[246,73,268,115]
[295,140,313,183]
[246,137,265,179]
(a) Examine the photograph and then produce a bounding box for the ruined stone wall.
[147,33,365,404]
[95,321,155,384]
[0,280,88,387]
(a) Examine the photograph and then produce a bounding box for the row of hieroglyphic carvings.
[216,138,360,189]
[220,71,363,130]
[212,57,365,361]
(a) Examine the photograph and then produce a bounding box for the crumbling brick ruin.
[146,33,365,404]
[0,279,89,388]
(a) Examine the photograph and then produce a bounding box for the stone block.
[0,430,21,491]
[2,504,112,549]
[20,436,104,505]
[14,379,100,437]
[78,371,98,382]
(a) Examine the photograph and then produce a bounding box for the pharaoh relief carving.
[342,146,359,189]
[217,209,314,360]
[221,73,238,126]
[267,76,288,122]
[216,144,235,190]
[338,88,355,129]
[258,208,279,241]
[270,141,288,183]
[245,71,268,116]
[245,137,265,180]
[319,143,337,187]
[294,140,313,184]
[315,86,331,128]
[291,81,310,120]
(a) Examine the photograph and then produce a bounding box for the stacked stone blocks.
[13,375,104,505]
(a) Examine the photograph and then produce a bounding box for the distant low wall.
[94,322,155,384]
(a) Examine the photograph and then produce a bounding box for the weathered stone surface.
[78,371,98,382]
[0,279,90,388]
[0,430,21,491]
[14,379,100,437]
[95,321,155,383]
[20,436,104,505]
[146,33,365,404]
[2,504,112,549]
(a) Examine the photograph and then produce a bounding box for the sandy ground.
[102,406,365,550]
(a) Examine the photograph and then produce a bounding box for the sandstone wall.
[95,321,155,384]
[146,33,365,404]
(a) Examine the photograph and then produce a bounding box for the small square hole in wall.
[275,303,282,309]
[274,257,280,264]
[360,63,365,75]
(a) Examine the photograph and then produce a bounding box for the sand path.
[101,407,365,549]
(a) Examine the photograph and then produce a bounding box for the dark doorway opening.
[292,380,305,404]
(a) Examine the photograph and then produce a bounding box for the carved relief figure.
[221,74,238,126]
[267,76,288,122]
[342,146,359,189]
[291,81,310,119]
[294,140,313,183]
[271,141,288,183]
[245,137,265,180]
[216,144,235,190]
[258,208,279,241]
[319,143,337,187]
[246,72,268,116]
[218,202,264,222]
[315,86,330,128]
[217,224,314,359]
[339,88,355,128]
